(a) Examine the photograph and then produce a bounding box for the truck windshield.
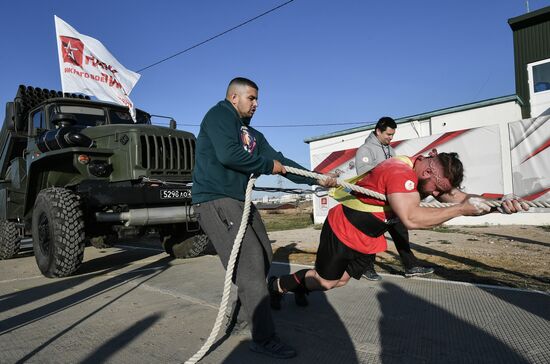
[49,105,150,127]
[109,109,150,124]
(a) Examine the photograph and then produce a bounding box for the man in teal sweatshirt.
[192,77,334,359]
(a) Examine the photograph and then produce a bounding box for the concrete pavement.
[0,241,548,363]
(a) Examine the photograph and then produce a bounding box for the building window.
[533,61,550,93]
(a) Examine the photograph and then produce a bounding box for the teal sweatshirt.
[192,99,316,203]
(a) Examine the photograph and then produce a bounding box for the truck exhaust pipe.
[95,206,196,226]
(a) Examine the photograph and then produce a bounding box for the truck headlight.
[88,160,113,177]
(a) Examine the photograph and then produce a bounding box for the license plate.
[160,189,191,199]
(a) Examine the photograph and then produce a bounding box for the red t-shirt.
[327,157,418,254]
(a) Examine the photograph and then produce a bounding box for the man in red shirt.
[268,150,528,300]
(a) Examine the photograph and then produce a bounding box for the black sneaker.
[405,266,435,278]
[249,336,297,359]
[268,276,283,310]
[294,291,309,307]
[363,269,382,281]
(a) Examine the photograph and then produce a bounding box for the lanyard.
[381,144,391,159]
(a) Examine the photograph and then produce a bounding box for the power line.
[252,122,369,128]
[137,0,295,73]
[151,121,371,128]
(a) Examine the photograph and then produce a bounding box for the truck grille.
[139,135,195,175]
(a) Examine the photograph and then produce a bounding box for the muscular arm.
[389,192,465,229]
[389,191,480,229]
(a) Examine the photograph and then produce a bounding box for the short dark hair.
[227,77,258,92]
[375,116,397,132]
[437,152,464,188]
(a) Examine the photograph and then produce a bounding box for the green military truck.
[0,85,211,277]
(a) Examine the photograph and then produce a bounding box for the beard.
[417,178,430,200]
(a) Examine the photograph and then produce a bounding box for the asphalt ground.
[0,239,549,364]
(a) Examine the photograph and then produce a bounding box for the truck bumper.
[76,179,192,208]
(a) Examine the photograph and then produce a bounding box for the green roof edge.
[304,94,523,144]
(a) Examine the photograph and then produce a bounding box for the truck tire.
[32,188,86,277]
[0,220,21,259]
[160,228,214,259]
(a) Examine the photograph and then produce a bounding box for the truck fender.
[23,148,113,216]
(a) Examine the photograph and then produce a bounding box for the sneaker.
[249,336,297,359]
[268,276,283,310]
[294,291,309,307]
[363,269,382,281]
[405,266,435,278]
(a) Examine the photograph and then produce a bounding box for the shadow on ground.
[219,243,360,363]
[0,248,173,362]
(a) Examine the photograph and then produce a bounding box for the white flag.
[54,15,141,121]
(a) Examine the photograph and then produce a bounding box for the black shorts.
[315,221,373,280]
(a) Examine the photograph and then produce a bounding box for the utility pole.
[277,175,283,202]
[277,175,283,190]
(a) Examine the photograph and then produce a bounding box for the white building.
[305,7,550,226]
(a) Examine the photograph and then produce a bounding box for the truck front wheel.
[0,220,21,259]
[32,188,86,277]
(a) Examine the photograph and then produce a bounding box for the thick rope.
[185,176,257,364]
[283,166,550,209]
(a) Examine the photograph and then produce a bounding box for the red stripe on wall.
[314,148,358,174]
[481,189,549,201]
[413,129,470,157]
[521,137,550,164]
[481,193,504,199]
[313,131,454,175]
[523,188,550,201]
[314,139,406,174]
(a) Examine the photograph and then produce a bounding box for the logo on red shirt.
[60,36,84,67]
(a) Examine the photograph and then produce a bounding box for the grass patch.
[430,226,461,233]
[260,212,313,232]
[538,225,550,232]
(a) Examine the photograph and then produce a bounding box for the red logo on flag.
[60,36,84,67]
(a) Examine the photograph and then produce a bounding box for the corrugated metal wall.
[510,8,550,118]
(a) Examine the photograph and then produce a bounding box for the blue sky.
[1,0,549,191]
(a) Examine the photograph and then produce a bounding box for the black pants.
[366,220,418,270]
